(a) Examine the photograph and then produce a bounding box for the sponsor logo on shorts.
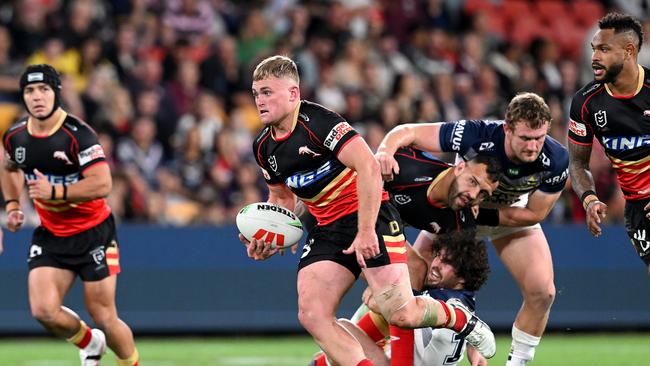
[90,246,105,265]
[78,144,105,166]
[29,244,42,259]
[324,122,354,150]
[393,194,412,205]
[569,120,587,137]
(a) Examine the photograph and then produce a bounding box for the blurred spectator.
[0,1,631,225]
[116,115,164,188]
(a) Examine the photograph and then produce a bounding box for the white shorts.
[477,193,541,241]
[414,327,466,366]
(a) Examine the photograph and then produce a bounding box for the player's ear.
[454,161,466,176]
[289,85,300,102]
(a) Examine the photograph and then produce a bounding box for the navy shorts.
[27,214,121,281]
[298,202,406,278]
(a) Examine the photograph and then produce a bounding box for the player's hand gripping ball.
[236,202,304,249]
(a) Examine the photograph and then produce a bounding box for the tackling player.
[312,230,491,366]
[1,64,139,366]
[240,55,496,366]
[375,92,569,366]
[568,12,650,274]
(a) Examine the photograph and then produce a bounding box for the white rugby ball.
[236,202,304,249]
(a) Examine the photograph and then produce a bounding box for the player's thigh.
[28,267,76,310]
[297,260,356,314]
[83,275,118,318]
[492,228,554,290]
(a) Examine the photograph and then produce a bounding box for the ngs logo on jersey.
[324,122,353,150]
[286,160,332,189]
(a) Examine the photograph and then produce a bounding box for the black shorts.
[624,199,650,265]
[298,202,407,278]
[27,214,121,281]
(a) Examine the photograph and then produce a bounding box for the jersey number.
[444,333,464,364]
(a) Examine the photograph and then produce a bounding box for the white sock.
[505,326,540,366]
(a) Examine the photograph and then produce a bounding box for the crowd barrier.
[0,223,648,334]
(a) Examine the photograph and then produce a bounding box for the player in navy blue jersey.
[1,64,139,366]
[568,12,650,274]
[376,92,568,366]
[239,55,496,366]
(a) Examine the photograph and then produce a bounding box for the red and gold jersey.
[3,112,111,236]
[569,65,650,201]
[253,100,388,226]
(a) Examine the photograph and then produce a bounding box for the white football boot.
[79,328,107,366]
[447,298,496,359]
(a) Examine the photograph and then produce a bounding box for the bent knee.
[31,304,61,325]
[523,283,556,309]
[298,305,334,334]
[87,308,118,329]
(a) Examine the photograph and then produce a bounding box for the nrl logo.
[90,246,105,265]
[268,155,278,172]
[594,110,607,128]
[394,194,412,205]
[15,146,25,164]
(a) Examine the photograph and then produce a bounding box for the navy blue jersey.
[569,65,650,201]
[386,147,475,233]
[439,120,569,206]
[253,100,388,225]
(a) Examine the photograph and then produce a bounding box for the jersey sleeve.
[567,93,594,145]
[75,123,107,171]
[539,148,569,193]
[438,120,486,154]
[309,107,358,156]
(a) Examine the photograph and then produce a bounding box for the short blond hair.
[504,92,551,130]
[253,55,300,84]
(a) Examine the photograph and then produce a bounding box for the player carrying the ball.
[240,55,496,366]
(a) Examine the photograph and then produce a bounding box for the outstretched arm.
[339,136,383,268]
[375,123,444,180]
[568,141,607,236]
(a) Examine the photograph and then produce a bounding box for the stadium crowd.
[0,0,636,226]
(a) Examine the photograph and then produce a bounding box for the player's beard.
[597,62,624,84]
[447,179,467,210]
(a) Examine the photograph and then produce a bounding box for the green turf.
[0,333,648,365]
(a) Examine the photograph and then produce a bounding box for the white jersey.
[351,289,476,366]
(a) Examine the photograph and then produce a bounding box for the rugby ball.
[236,202,304,249]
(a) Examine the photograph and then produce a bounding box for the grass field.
[0,333,649,366]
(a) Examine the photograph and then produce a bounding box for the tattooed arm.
[568,141,607,236]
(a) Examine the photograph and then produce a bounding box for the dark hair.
[432,230,490,292]
[599,12,644,51]
[468,154,503,183]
